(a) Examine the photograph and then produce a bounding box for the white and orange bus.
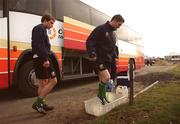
[0,0,144,97]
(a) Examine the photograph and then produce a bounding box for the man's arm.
[32,27,49,61]
[115,45,119,58]
[86,28,100,60]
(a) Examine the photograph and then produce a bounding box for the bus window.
[55,0,90,23]
[9,0,53,16]
[90,9,110,26]
[0,0,2,17]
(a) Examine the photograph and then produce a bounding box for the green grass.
[90,65,180,124]
[169,64,180,78]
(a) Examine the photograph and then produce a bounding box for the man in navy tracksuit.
[31,14,57,114]
[86,14,124,105]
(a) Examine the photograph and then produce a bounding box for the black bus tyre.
[18,60,38,97]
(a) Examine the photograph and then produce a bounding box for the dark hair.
[41,14,55,22]
[111,14,125,22]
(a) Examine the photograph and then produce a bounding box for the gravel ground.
[0,64,176,124]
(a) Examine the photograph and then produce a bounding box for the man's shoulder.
[96,23,106,29]
[33,24,44,31]
[94,23,106,33]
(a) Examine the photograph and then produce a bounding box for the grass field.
[91,65,180,124]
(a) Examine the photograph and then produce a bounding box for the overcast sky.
[81,0,180,57]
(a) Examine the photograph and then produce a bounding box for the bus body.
[0,0,144,96]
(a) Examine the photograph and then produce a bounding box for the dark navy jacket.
[86,21,117,64]
[31,24,50,61]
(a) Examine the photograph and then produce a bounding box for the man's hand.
[106,80,114,92]
[43,60,50,68]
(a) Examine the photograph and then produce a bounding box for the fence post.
[129,60,134,105]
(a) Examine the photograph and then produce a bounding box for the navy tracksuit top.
[31,24,50,61]
[86,21,117,64]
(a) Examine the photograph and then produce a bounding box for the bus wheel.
[18,60,39,97]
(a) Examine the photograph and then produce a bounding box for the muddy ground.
[0,62,177,124]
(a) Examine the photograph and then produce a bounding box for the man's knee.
[51,77,57,85]
[39,79,48,86]
[99,69,111,83]
[100,76,110,83]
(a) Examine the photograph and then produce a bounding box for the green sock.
[43,99,47,105]
[98,82,106,98]
[35,96,44,104]
[100,82,110,103]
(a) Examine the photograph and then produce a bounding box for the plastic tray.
[84,87,128,116]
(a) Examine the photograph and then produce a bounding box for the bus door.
[0,17,8,89]
[0,0,11,89]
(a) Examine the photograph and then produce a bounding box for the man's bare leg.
[39,78,57,98]
[32,78,57,114]
[98,69,111,105]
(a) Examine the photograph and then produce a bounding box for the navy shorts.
[33,58,56,79]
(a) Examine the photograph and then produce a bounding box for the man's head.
[41,14,55,29]
[109,14,124,30]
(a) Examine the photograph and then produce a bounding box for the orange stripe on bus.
[0,47,62,60]
[0,72,13,89]
[0,59,16,72]
[117,66,128,72]
[117,58,129,62]
[117,61,128,66]
[0,73,9,89]
[0,48,22,58]
[0,52,63,72]
[64,22,92,34]
[0,48,8,58]
[64,29,88,41]
[64,39,86,50]
[0,60,8,71]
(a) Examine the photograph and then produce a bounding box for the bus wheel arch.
[49,51,61,85]
[14,50,61,97]
[13,49,33,86]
